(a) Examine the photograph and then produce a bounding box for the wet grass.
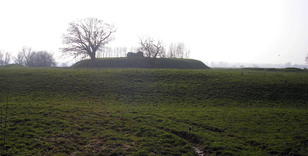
[0,68,307,155]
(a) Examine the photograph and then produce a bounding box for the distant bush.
[15,47,56,67]
[72,57,210,69]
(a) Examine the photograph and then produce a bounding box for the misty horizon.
[1,0,308,66]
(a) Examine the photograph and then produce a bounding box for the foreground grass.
[0,68,307,155]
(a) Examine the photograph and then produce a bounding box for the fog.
[0,0,308,67]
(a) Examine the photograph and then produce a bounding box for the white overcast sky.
[0,0,308,65]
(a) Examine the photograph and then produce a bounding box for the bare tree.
[168,42,190,58]
[61,18,116,61]
[113,47,127,57]
[0,51,11,65]
[0,51,3,65]
[154,40,166,58]
[97,47,128,58]
[4,52,11,65]
[15,47,55,67]
[26,51,56,67]
[100,47,113,58]
[184,48,191,59]
[129,47,139,52]
[139,37,153,58]
[306,53,308,64]
[139,37,165,58]
[14,52,25,65]
[168,43,176,58]
[14,47,32,65]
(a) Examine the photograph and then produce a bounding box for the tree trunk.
[89,52,96,62]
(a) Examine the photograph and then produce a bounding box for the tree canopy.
[15,47,56,67]
[61,18,116,61]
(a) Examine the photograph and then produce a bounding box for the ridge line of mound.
[72,57,210,69]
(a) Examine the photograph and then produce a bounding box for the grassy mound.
[0,68,307,155]
[72,57,209,69]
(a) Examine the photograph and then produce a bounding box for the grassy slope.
[0,68,307,155]
[72,57,210,69]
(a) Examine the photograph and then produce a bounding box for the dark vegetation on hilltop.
[1,64,25,68]
[0,68,307,155]
[242,67,306,72]
[72,57,209,69]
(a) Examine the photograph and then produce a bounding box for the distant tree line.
[94,41,190,59]
[97,47,127,58]
[0,47,56,67]
[4,17,308,65]
[69,41,190,60]
[1,17,191,66]
[138,37,190,59]
[61,18,190,61]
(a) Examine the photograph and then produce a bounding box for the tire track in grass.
[165,128,205,156]
[135,112,206,155]
[147,112,267,155]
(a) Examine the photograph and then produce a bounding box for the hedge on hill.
[72,57,209,69]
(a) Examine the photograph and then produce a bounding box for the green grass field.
[0,68,307,155]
